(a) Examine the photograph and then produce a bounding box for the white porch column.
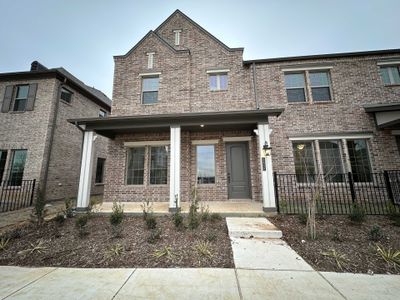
[169,125,181,211]
[257,122,276,212]
[77,131,95,210]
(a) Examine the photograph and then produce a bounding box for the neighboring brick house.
[72,10,400,212]
[0,61,111,205]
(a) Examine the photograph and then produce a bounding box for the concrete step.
[226,217,282,239]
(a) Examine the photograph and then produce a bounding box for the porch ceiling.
[364,102,400,130]
[68,109,284,138]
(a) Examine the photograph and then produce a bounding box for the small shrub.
[188,188,200,229]
[193,241,213,258]
[322,249,348,271]
[5,228,22,240]
[200,204,210,222]
[54,213,66,226]
[369,224,384,241]
[298,213,308,225]
[376,245,400,269]
[141,200,153,221]
[393,216,400,227]
[386,202,399,219]
[108,244,124,257]
[210,213,222,222]
[30,189,47,227]
[147,228,162,244]
[145,214,157,229]
[331,228,343,242]
[153,246,175,259]
[206,232,217,242]
[172,211,184,228]
[75,214,89,237]
[17,240,47,256]
[0,237,10,251]
[110,202,124,237]
[349,203,365,223]
[64,198,74,218]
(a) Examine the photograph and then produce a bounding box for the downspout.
[252,62,259,109]
[41,78,65,200]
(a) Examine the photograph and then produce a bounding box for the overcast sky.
[1,0,399,99]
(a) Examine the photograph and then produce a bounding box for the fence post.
[348,172,356,203]
[30,179,36,206]
[383,171,395,205]
[273,172,280,213]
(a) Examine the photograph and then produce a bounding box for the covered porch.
[69,109,284,213]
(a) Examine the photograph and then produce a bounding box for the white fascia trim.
[289,134,373,141]
[392,130,400,135]
[206,69,230,74]
[282,66,333,72]
[222,136,252,142]
[377,60,400,66]
[138,72,161,77]
[192,139,219,145]
[124,140,170,147]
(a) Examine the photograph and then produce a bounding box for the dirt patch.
[270,215,400,274]
[0,215,234,268]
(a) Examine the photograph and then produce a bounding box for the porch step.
[226,217,282,239]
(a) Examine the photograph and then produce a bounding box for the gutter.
[252,62,259,109]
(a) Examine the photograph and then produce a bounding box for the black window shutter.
[1,85,14,113]
[26,83,38,111]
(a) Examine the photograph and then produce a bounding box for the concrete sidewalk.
[0,266,399,300]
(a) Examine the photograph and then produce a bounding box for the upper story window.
[99,109,107,117]
[209,73,228,91]
[284,73,306,102]
[13,85,29,111]
[284,69,333,103]
[146,52,155,69]
[380,65,400,85]
[60,87,73,103]
[142,76,159,104]
[173,30,181,46]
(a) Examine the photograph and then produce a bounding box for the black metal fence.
[274,171,400,215]
[0,179,36,213]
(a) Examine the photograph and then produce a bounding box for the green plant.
[145,214,157,229]
[30,189,47,227]
[194,241,213,258]
[210,213,222,222]
[200,204,210,222]
[108,244,124,257]
[54,213,66,225]
[349,203,365,223]
[110,202,124,237]
[331,228,343,242]
[369,224,384,241]
[376,245,400,269]
[141,200,153,221]
[153,246,175,259]
[393,216,400,227]
[0,237,10,251]
[17,240,47,256]
[172,211,184,228]
[188,188,200,229]
[6,228,22,240]
[298,213,308,225]
[322,249,348,271]
[206,232,217,242]
[386,202,399,219]
[147,228,162,244]
[75,214,89,237]
[64,198,74,218]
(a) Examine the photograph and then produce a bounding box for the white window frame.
[146,52,155,69]
[173,29,181,46]
[308,70,333,102]
[379,65,400,85]
[196,144,216,185]
[284,72,307,103]
[208,72,228,91]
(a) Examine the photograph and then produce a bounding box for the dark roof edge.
[363,102,400,113]
[0,69,111,110]
[243,48,400,65]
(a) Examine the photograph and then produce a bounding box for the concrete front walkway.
[0,266,399,300]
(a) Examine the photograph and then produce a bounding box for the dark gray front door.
[226,142,251,199]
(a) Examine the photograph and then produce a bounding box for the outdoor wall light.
[297,144,305,150]
[200,124,205,128]
[262,142,272,157]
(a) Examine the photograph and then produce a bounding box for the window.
[380,66,400,85]
[146,52,155,69]
[209,73,228,91]
[142,76,159,104]
[13,85,29,111]
[95,158,105,184]
[284,73,306,102]
[292,142,316,183]
[347,140,372,182]
[60,87,73,103]
[8,150,27,186]
[309,71,332,101]
[0,150,7,182]
[99,109,107,117]
[126,148,145,185]
[173,30,181,45]
[150,146,168,184]
[319,140,344,182]
[196,145,215,184]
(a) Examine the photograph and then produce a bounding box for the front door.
[226,142,251,199]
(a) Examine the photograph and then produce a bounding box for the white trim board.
[138,72,161,77]
[192,139,219,145]
[281,66,333,72]
[222,136,252,142]
[124,141,170,147]
[206,69,230,74]
[377,60,400,66]
[289,134,373,141]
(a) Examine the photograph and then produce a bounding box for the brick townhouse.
[71,10,400,212]
[0,61,111,208]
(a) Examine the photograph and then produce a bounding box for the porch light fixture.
[296,144,305,150]
[200,124,205,128]
[262,142,272,157]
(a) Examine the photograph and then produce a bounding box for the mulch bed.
[0,215,234,268]
[270,215,400,274]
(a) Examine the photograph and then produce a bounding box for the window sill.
[384,84,400,87]
[312,100,334,104]
[209,89,228,93]
[141,102,159,106]
[287,101,308,105]
[60,100,72,106]
[94,183,104,186]
[8,111,26,114]
[148,184,168,187]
